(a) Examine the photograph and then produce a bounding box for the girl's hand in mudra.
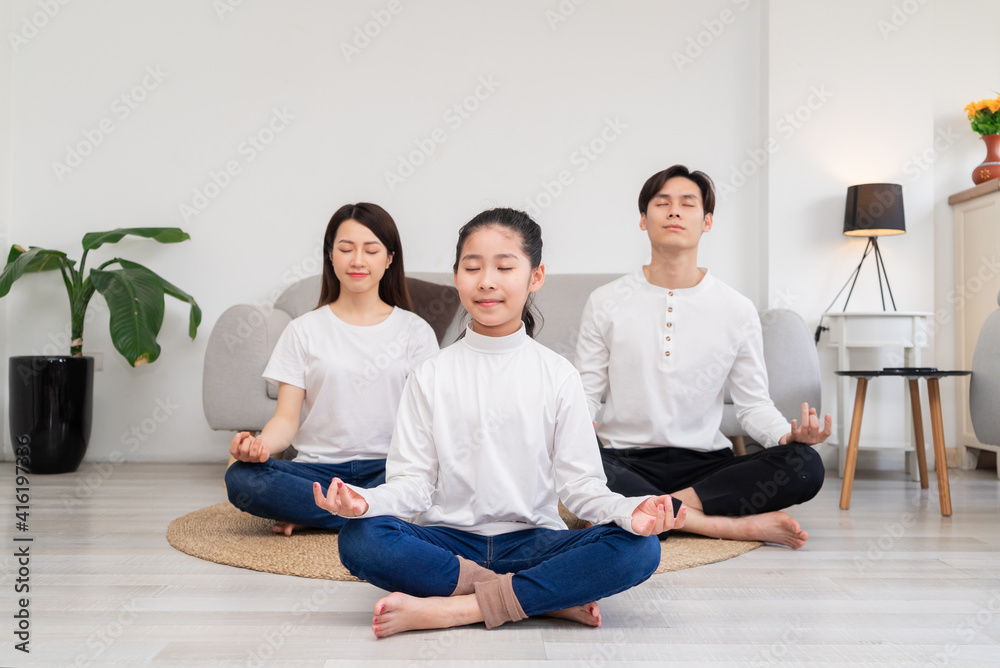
[313,478,369,517]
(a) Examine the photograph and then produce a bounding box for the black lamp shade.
[843,183,906,237]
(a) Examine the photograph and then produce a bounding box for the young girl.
[314,208,687,637]
[226,203,439,534]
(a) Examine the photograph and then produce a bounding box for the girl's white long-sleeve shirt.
[347,323,647,536]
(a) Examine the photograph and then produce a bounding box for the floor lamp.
[815,183,906,342]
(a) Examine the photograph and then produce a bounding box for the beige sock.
[451,556,500,596]
[474,573,527,629]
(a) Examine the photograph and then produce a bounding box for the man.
[575,165,830,548]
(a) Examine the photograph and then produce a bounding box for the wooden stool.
[836,369,970,517]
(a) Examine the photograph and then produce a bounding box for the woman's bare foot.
[543,602,601,627]
[272,521,307,536]
[681,508,809,549]
[371,592,483,639]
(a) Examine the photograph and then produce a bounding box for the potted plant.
[964,94,1000,185]
[1,228,201,473]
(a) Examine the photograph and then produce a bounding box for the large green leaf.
[117,259,201,339]
[81,228,190,252]
[91,264,166,366]
[0,247,74,298]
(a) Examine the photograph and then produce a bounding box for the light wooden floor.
[1,462,999,667]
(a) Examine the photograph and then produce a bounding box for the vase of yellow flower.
[965,95,1000,185]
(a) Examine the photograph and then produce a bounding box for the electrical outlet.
[86,352,103,371]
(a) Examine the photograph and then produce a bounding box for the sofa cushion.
[530,274,625,359]
[407,278,462,345]
[271,274,460,346]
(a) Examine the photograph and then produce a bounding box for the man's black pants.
[600,442,825,517]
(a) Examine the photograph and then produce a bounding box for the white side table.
[824,312,932,477]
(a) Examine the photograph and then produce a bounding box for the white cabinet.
[949,179,1000,469]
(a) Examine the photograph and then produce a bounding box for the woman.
[226,202,438,534]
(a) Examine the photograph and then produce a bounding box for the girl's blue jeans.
[338,515,661,617]
[225,458,386,530]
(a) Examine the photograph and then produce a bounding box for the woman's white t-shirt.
[263,306,439,464]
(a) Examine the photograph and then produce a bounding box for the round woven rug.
[167,503,762,580]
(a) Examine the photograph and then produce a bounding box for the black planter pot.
[8,356,94,474]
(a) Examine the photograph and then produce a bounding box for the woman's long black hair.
[317,202,413,311]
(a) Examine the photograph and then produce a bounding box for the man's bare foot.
[272,521,307,536]
[735,511,808,548]
[543,602,601,627]
[681,508,809,548]
[371,592,483,639]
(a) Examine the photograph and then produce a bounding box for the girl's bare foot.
[272,521,307,536]
[371,592,483,639]
[543,602,601,627]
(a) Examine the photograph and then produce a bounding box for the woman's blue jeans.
[225,458,386,530]
[338,516,661,617]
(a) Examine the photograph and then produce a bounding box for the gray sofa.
[969,288,1000,477]
[202,273,821,449]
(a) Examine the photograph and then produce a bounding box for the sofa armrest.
[971,308,1000,446]
[760,308,822,423]
[202,304,292,432]
[721,309,821,439]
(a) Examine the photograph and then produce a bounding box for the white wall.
[0,3,12,454]
[2,0,764,462]
[764,0,998,471]
[930,0,1000,464]
[1,0,991,466]
[766,0,936,470]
